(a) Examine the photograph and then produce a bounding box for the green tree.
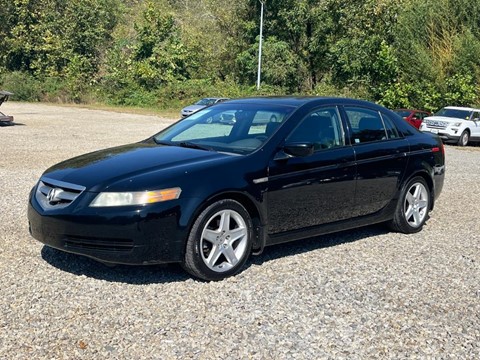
[103,0,198,105]
[394,0,480,109]
[1,0,120,101]
[320,0,405,98]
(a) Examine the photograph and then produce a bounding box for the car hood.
[182,105,205,113]
[42,142,231,191]
[424,115,464,123]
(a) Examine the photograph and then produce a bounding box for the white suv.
[419,106,480,146]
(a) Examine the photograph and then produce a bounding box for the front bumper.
[28,195,188,265]
[421,128,460,143]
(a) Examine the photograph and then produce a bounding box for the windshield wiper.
[153,139,174,146]
[177,141,213,151]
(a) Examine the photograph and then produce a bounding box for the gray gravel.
[0,102,479,359]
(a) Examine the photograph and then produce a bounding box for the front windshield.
[434,108,471,120]
[154,103,295,154]
[195,98,216,106]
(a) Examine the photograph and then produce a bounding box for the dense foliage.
[1,0,480,111]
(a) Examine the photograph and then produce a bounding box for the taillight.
[432,142,445,154]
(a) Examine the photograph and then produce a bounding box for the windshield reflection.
[154,103,294,154]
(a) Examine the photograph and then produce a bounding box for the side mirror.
[274,143,315,161]
[285,143,315,157]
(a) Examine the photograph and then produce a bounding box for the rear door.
[343,106,410,217]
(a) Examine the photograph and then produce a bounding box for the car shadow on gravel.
[41,246,191,284]
[249,224,389,266]
[41,224,388,284]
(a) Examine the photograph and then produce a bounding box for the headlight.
[453,122,462,127]
[90,187,182,207]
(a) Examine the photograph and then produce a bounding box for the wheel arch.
[458,128,471,146]
[184,191,266,255]
[402,170,435,211]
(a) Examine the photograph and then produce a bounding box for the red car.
[393,109,431,129]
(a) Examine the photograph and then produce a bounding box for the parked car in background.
[419,106,480,146]
[180,97,229,118]
[219,111,284,125]
[393,109,431,129]
[28,97,445,281]
[0,90,14,126]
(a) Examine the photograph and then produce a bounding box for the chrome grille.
[424,119,448,129]
[35,177,86,210]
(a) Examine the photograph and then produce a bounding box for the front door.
[470,111,480,141]
[267,106,356,235]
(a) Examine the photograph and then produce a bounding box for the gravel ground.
[0,102,479,359]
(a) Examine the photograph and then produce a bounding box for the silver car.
[180,97,229,118]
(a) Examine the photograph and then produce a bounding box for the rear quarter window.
[380,113,401,139]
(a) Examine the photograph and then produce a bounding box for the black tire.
[182,199,253,281]
[389,176,430,234]
[457,130,469,146]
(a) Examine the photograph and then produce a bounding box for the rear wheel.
[182,199,253,281]
[457,130,469,146]
[389,177,430,234]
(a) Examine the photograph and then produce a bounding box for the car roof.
[224,96,383,109]
[394,108,429,112]
[444,106,477,111]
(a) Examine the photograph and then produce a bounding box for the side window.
[381,113,400,139]
[286,106,345,151]
[472,112,480,121]
[345,107,387,144]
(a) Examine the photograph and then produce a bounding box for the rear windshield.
[195,98,217,106]
[393,110,411,117]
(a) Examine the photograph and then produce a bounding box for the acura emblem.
[47,188,61,203]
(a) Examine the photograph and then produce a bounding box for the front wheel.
[182,199,253,281]
[389,177,430,234]
[457,130,469,146]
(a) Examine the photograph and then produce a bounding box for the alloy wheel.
[403,182,429,228]
[200,209,249,272]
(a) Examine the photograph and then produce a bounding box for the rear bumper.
[433,167,445,202]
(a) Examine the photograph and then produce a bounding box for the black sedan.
[28,97,445,281]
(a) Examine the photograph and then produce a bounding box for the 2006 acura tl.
[28,97,445,281]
